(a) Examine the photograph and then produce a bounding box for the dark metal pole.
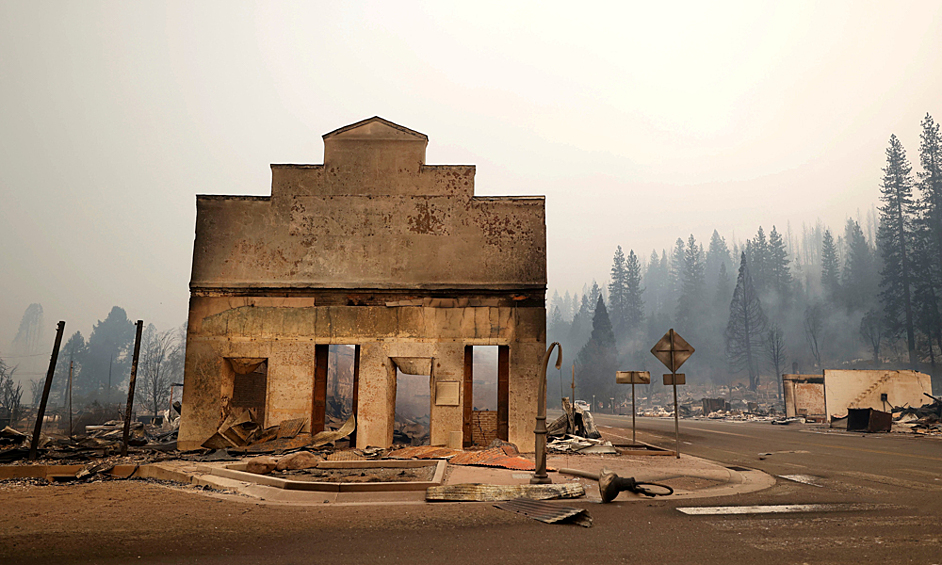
[558,366,563,408]
[29,321,65,461]
[570,363,575,404]
[631,382,636,444]
[532,342,562,485]
[67,359,73,439]
[670,329,680,459]
[121,320,144,457]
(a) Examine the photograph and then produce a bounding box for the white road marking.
[677,503,886,515]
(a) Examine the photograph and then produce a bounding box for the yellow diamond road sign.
[651,329,694,373]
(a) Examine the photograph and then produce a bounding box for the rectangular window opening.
[314,345,359,443]
[464,346,507,447]
[230,359,268,426]
[327,345,356,428]
[394,369,430,446]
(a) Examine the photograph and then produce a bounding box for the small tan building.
[782,373,826,420]
[178,117,547,451]
[783,369,932,422]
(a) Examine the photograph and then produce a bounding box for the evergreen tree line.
[548,113,942,407]
[1,305,186,418]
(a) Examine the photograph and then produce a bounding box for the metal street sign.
[663,373,686,385]
[615,370,651,444]
[650,328,694,459]
[616,371,651,384]
[651,329,694,373]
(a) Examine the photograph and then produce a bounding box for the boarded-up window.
[230,360,268,425]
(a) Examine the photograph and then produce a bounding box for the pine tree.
[52,331,87,405]
[568,295,592,354]
[767,226,793,299]
[644,250,664,314]
[81,306,135,399]
[550,289,563,316]
[725,253,768,391]
[676,234,705,327]
[715,262,732,304]
[608,246,629,339]
[917,114,942,270]
[548,305,567,348]
[915,114,942,358]
[750,227,770,294]
[562,290,574,321]
[588,281,602,316]
[877,134,918,366]
[821,229,841,301]
[624,249,645,334]
[705,230,731,288]
[910,215,942,367]
[841,219,878,312]
[576,296,618,404]
[670,238,685,312]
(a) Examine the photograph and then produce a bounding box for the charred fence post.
[121,320,144,457]
[28,320,66,461]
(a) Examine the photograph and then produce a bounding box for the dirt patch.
[271,465,435,483]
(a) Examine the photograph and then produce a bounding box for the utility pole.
[29,321,65,461]
[570,363,576,403]
[67,359,73,439]
[558,365,563,407]
[121,321,144,457]
[107,353,113,401]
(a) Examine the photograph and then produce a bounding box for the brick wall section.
[471,410,498,447]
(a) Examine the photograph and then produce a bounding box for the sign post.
[650,329,694,459]
[616,371,651,443]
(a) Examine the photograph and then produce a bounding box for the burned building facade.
[178,117,547,451]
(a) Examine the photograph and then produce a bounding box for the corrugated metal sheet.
[326,451,367,461]
[387,445,539,471]
[494,498,592,527]
[449,448,536,470]
[387,446,463,460]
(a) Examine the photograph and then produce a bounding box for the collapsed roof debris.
[890,393,942,435]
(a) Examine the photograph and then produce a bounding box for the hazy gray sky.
[2,1,941,350]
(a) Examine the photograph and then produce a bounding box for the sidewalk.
[140,448,774,507]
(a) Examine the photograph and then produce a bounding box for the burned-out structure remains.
[178,117,547,451]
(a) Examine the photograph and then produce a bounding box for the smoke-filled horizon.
[2,2,941,363]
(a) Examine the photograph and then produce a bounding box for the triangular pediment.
[323,116,428,142]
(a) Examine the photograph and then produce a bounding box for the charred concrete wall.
[179,117,547,451]
[782,374,825,419]
[824,369,932,422]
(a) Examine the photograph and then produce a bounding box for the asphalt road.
[4,417,941,565]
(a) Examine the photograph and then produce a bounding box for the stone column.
[355,342,396,448]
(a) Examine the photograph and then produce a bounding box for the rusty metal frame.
[497,345,510,441]
[463,346,473,447]
[349,344,360,446]
[312,344,329,434]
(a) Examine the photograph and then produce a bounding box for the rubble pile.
[545,399,616,454]
[393,414,429,445]
[892,394,942,435]
[202,408,357,454]
[0,417,179,464]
